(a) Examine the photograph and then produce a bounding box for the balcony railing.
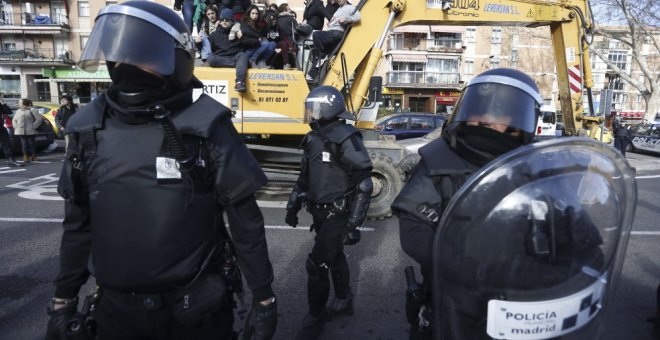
[387,71,460,85]
[0,48,73,62]
[0,11,69,26]
[389,38,463,52]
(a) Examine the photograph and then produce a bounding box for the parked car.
[394,125,445,176]
[375,113,447,140]
[31,102,62,138]
[627,123,660,155]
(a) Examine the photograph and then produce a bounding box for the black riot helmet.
[79,1,200,89]
[305,86,356,122]
[448,68,542,144]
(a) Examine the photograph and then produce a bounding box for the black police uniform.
[393,68,544,340]
[53,88,274,339]
[392,136,481,340]
[295,120,371,317]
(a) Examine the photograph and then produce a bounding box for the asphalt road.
[0,142,658,340]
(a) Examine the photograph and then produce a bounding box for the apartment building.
[375,24,559,114]
[0,0,172,105]
[589,26,660,122]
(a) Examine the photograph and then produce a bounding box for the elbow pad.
[347,177,373,227]
[286,184,306,212]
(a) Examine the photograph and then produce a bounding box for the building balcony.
[386,71,461,88]
[0,11,69,34]
[0,47,74,65]
[388,38,464,53]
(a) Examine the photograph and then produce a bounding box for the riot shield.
[431,137,636,340]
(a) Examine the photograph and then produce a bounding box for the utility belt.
[99,286,179,310]
[308,196,350,219]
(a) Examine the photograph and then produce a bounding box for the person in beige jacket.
[12,98,43,163]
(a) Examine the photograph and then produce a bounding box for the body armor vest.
[62,94,265,290]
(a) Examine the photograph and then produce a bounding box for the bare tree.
[590,0,660,122]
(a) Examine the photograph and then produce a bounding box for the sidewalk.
[624,153,660,175]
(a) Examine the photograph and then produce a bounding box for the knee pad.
[306,255,329,280]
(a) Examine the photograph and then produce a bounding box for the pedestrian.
[0,98,22,167]
[392,68,544,339]
[285,86,373,340]
[45,2,277,340]
[613,118,629,155]
[55,94,76,149]
[0,97,14,136]
[12,98,43,163]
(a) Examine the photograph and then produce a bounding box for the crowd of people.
[179,0,358,90]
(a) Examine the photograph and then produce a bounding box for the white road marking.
[0,218,376,231]
[257,201,287,208]
[5,173,61,200]
[0,167,27,174]
[636,174,660,179]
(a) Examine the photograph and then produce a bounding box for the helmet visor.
[79,13,180,75]
[451,82,539,134]
[305,101,323,121]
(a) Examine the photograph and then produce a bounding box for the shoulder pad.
[391,162,443,225]
[419,138,475,176]
[172,94,233,138]
[323,123,360,144]
[65,95,106,133]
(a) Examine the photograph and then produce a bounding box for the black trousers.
[307,208,350,316]
[95,288,235,340]
[0,126,12,157]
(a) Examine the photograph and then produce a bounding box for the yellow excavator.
[193,0,608,219]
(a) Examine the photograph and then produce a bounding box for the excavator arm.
[323,0,596,135]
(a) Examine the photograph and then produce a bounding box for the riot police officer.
[46,2,277,339]
[285,86,373,340]
[392,68,543,339]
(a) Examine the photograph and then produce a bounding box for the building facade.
[374,24,559,114]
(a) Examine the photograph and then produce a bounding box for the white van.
[536,105,558,140]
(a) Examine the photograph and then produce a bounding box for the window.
[390,33,404,50]
[490,59,500,69]
[80,35,89,50]
[385,117,408,129]
[606,75,624,90]
[78,1,90,17]
[491,28,502,44]
[410,117,431,129]
[464,59,474,74]
[612,93,627,104]
[427,59,458,72]
[465,27,476,42]
[106,0,118,5]
[510,49,518,62]
[3,42,16,51]
[607,51,627,71]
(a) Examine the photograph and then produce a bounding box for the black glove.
[343,223,361,246]
[243,299,278,340]
[173,4,182,11]
[45,302,77,340]
[285,209,298,228]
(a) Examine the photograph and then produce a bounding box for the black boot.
[295,313,325,340]
[328,291,353,318]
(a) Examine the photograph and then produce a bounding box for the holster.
[66,293,98,340]
[172,273,228,327]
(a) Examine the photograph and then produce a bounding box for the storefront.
[435,90,460,114]
[38,67,111,104]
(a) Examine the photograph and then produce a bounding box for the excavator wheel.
[367,151,404,220]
